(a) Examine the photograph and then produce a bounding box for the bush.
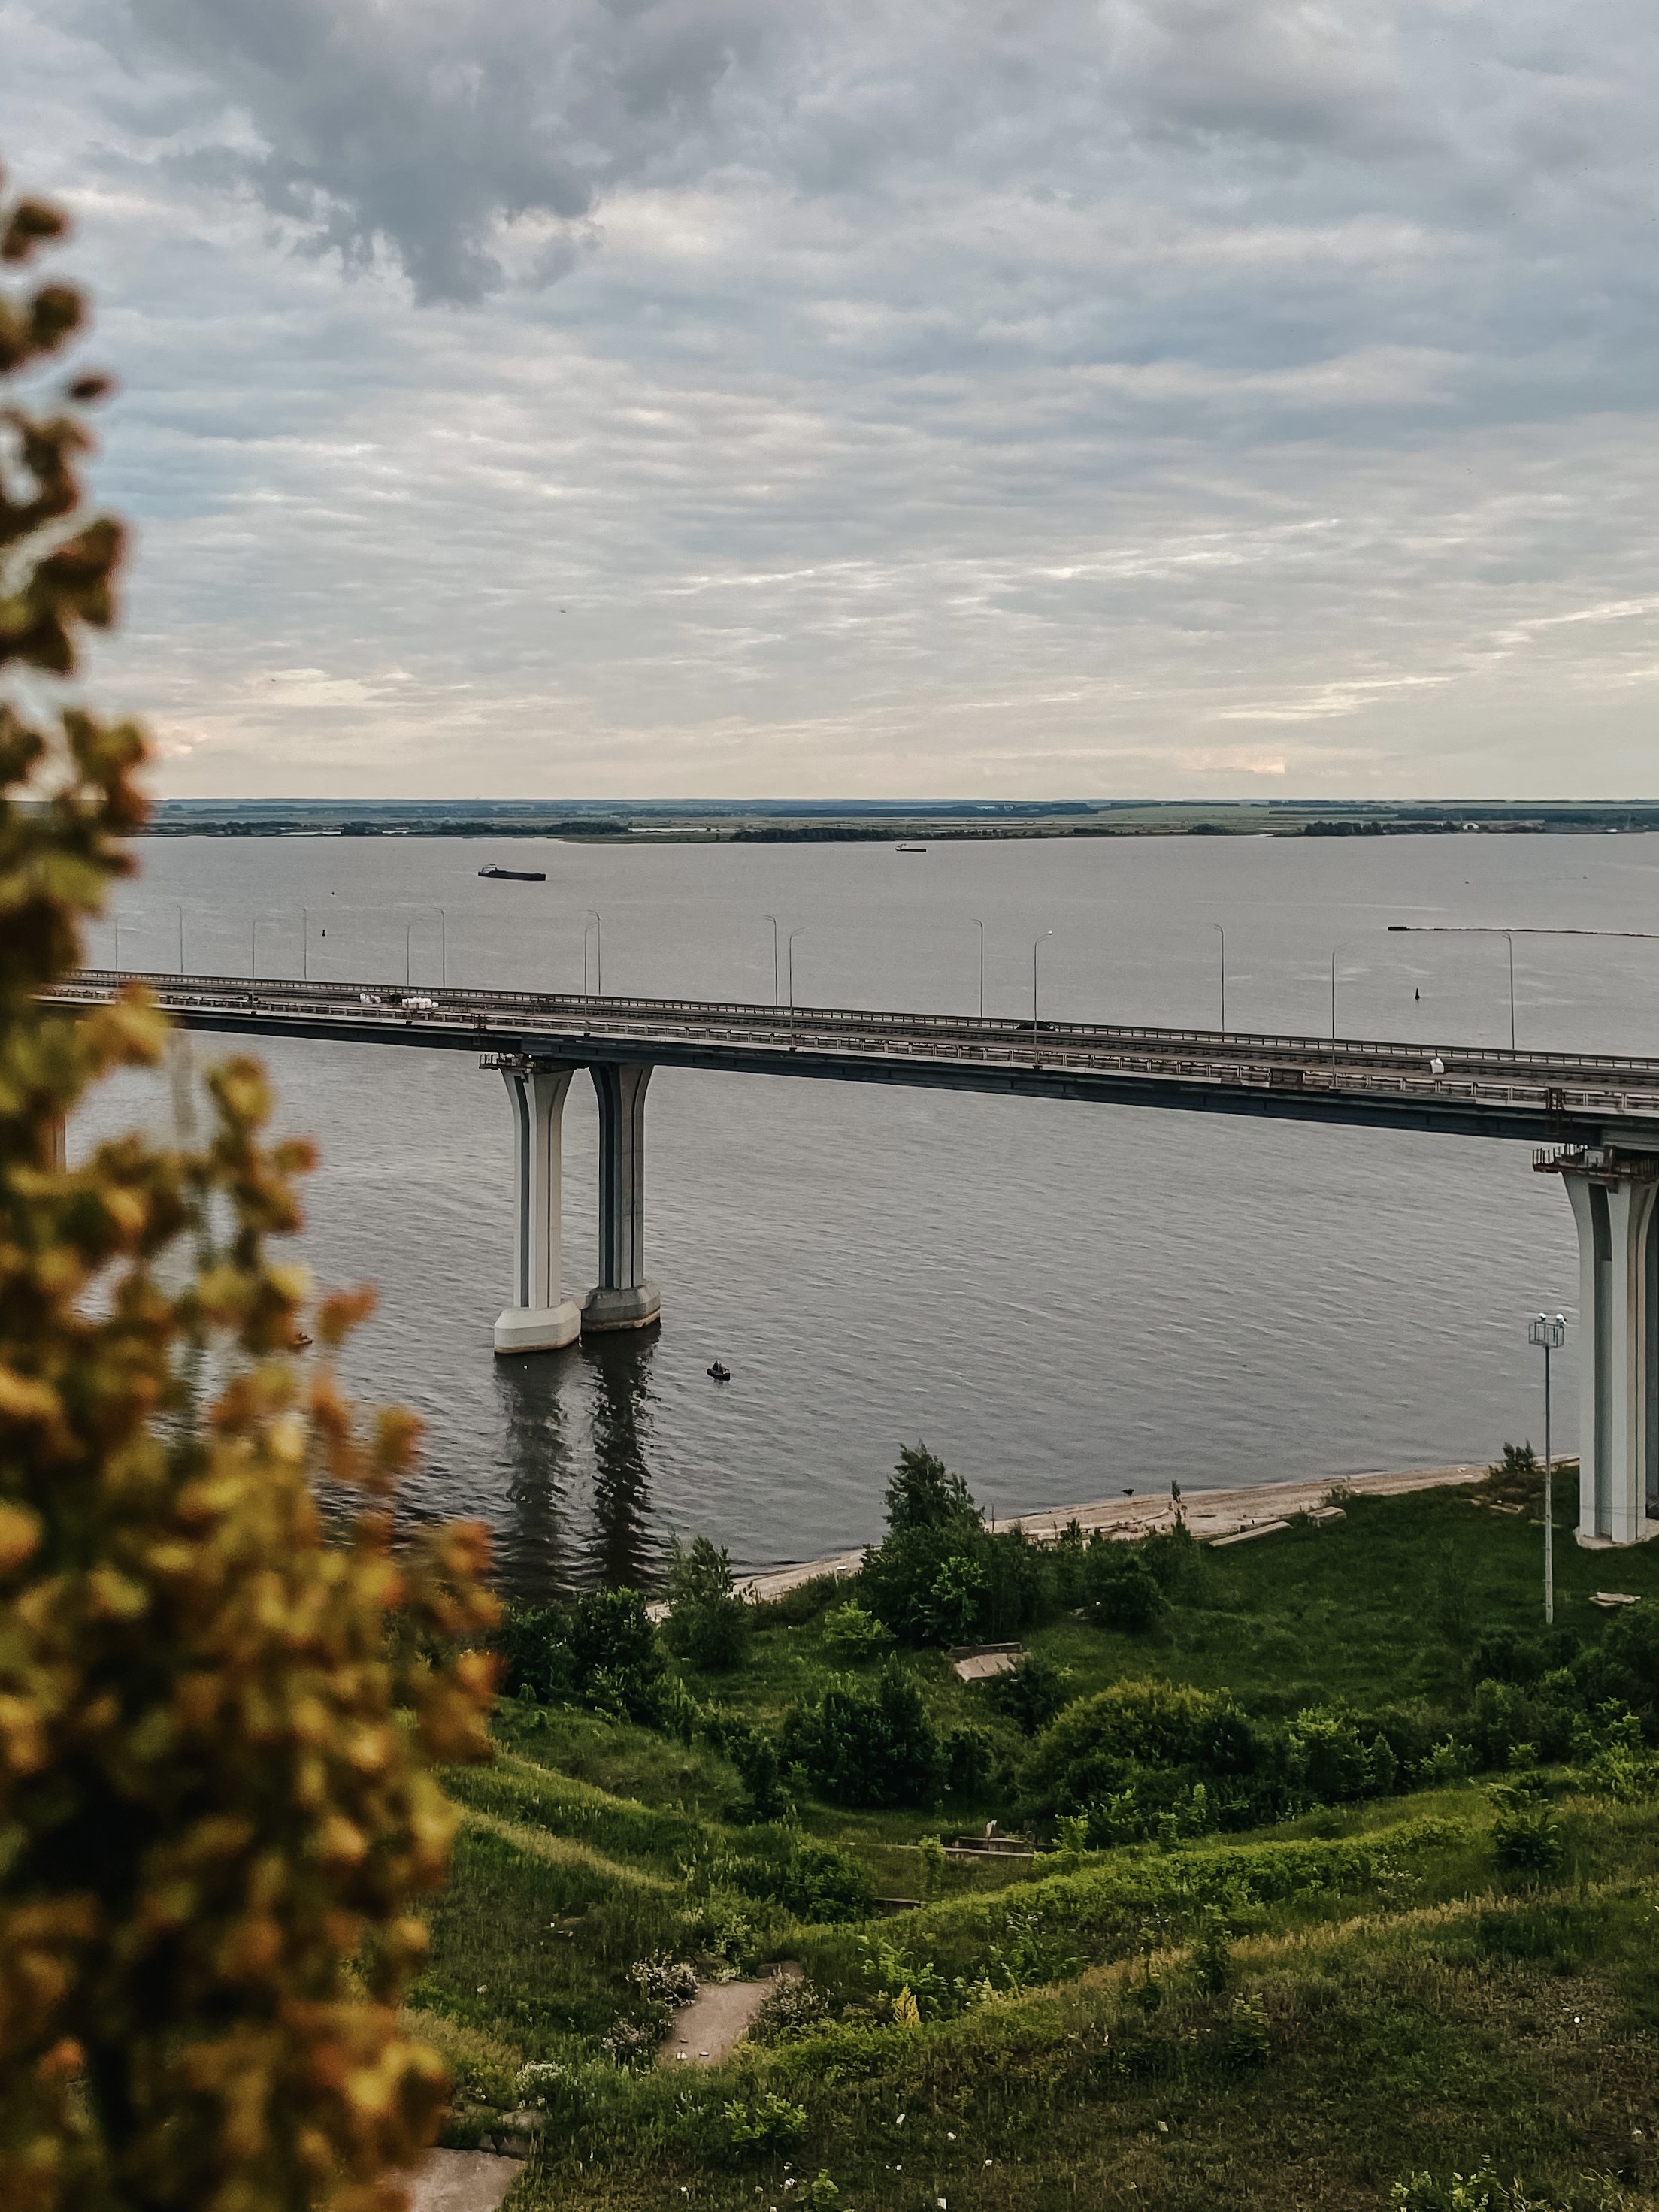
[944,1721,998,1796]
[724,2093,808,2155]
[1491,1802,1565,1881]
[982,1652,1070,1736]
[0,178,498,2212]
[749,1976,830,2044]
[630,1955,698,2008]
[1082,1540,1167,1631]
[780,1666,946,1808]
[715,1830,873,1921]
[663,1533,750,1671]
[822,1599,894,1660]
[495,1588,665,1723]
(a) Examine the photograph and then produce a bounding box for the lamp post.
[405,919,415,989]
[1031,930,1052,1055]
[301,906,310,983]
[1213,924,1226,1034]
[973,918,985,1021]
[1503,930,1516,1052]
[173,903,185,975]
[1529,1312,1565,1626]
[764,914,779,1006]
[587,910,603,998]
[114,914,126,972]
[788,927,803,1012]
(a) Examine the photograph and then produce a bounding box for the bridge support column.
[494,1060,583,1355]
[1558,1155,1659,1545]
[583,1062,660,1331]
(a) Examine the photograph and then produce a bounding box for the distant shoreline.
[121,797,1659,844]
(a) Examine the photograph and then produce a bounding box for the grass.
[415,1472,1659,2210]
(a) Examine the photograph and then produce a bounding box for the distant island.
[132,798,1659,841]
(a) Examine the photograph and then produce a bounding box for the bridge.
[47,967,1659,1551]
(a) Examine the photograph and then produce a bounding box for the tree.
[662,1533,749,1671]
[882,1442,982,1534]
[0,166,498,2210]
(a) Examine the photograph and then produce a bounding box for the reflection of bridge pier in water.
[580,1333,662,1595]
[492,1328,661,1599]
[54,968,1659,1549]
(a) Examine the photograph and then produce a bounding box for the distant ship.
[896,843,928,854]
[478,864,547,882]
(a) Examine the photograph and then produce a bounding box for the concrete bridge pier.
[583,1061,660,1332]
[1552,1151,1659,1545]
[494,1059,583,1355]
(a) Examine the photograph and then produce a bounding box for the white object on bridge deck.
[494,1061,582,1354]
[1552,1155,1658,1547]
[583,1061,660,1331]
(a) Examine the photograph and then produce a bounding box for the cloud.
[2,0,1657,795]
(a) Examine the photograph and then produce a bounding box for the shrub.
[631,1955,698,2008]
[1023,1681,1243,1813]
[724,2093,808,2154]
[1082,1540,1166,1631]
[730,1727,790,1821]
[601,2020,658,2071]
[780,1666,945,1808]
[497,1588,665,1723]
[1225,1992,1270,2065]
[0,176,498,2212]
[1141,1518,1206,1597]
[822,1599,894,1660]
[944,1721,997,1797]
[1491,1802,1565,1881]
[725,1834,874,1922]
[1289,1708,1370,1802]
[1390,2161,1562,2210]
[663,1533,750,1671]
[982,1652,1070,1735]
[515,2060,568,2109]
[749,1976,830,2044]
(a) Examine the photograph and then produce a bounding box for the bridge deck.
[44,970,1659,1145]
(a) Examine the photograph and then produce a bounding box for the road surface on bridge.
[44,968,1659,1147]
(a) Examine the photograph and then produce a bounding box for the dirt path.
[736,1461,1496,1603]
[660,1965,801,2068]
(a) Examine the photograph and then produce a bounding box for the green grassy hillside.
[410,1469,1659,2211]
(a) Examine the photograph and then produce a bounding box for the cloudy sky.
[6,0,1657,797]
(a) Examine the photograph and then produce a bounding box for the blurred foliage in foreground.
[0,162,498,2211]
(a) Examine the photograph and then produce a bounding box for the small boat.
[895,843,928,854]
[292,1331,313,1351]
[478,865,547,882]
[707,1360,731,1382]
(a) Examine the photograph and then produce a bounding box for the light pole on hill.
[1529,1312,1565,1626]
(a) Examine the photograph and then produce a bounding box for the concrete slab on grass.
[395,2148,522,2212]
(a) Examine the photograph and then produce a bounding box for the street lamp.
[1529,1312,1565,1626]
[764,914,779,1006]
[301,906,310,983]
[1503,930,1516,1052]
[114,914,126,972]
[1031,930,1052,1054]
[788,927,804,1012]
[172,902,185,975]
[405,919,416,988]
[972,919,985,1021]
[1213,924,1226,1034]
[586,910,603,998]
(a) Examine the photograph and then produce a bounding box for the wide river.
[77,829,1659,1596]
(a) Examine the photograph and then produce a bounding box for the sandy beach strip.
[736,1462,1499,1606]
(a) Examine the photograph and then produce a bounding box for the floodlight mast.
[1528,1312,1566,1626]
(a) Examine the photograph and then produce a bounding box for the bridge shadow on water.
[492,1332,666,1605]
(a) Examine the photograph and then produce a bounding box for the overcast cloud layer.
[5,0,1657,796]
